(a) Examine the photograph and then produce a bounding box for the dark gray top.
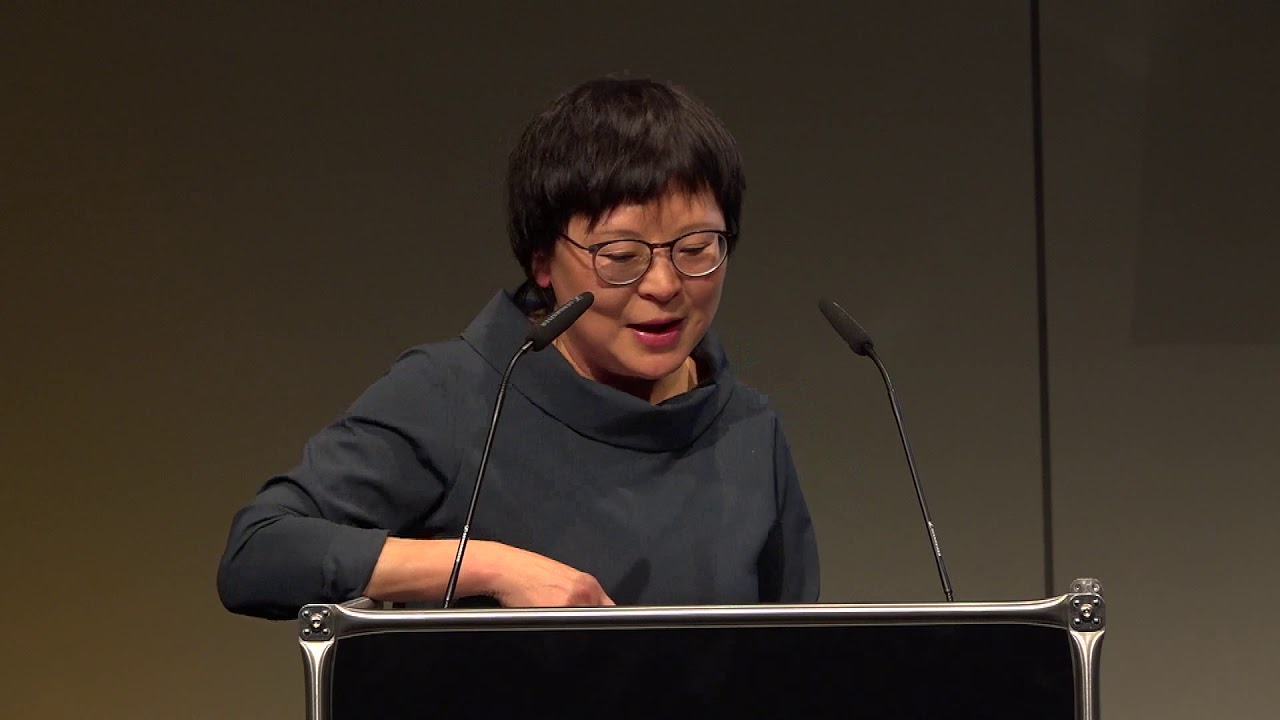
[217,291,819,619]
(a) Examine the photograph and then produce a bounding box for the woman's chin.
[618,355,686,382]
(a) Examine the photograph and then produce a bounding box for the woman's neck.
[552,336,697,404]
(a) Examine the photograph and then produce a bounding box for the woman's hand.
[480,542,615,607]
[364,537,614,607]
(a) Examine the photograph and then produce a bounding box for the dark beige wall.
[3,2,1273,718]
[1042,2,1280,718]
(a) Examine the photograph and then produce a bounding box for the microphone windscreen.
[528,292,595,351]
[818,298,874,356]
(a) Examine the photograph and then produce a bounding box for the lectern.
[296,577,1105,719]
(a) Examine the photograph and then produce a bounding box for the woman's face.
[532,188,728,395]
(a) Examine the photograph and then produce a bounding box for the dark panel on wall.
[1131,2,1280,343]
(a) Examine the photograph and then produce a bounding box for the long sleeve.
[216,349,458,620]
[756,416,821,603]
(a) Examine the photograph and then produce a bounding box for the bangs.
[565,88,738,229]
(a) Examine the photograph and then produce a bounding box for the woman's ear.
[531,248,553,289]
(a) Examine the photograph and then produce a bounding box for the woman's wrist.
[364,537,502,602]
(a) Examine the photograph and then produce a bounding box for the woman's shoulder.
[384,335,489,385]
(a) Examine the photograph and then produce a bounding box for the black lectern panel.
[331,623,1073,719]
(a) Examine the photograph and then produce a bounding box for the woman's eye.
[601,252,641,263]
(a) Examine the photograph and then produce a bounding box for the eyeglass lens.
[594,232,727,285]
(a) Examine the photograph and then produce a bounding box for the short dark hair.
[506,77,745,282]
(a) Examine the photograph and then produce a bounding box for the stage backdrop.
[2,2,1276,718]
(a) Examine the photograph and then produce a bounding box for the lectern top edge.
[296,577,1107,720]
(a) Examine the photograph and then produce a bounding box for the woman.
[217,77,819,619]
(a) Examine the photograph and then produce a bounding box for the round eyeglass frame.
[558,230,733,286]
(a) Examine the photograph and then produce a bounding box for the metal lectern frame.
[297,577,1106,720]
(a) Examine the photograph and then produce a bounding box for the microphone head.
[527,291,595,351]
[818,298,874,356]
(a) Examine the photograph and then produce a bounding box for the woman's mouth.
[628,318,685,348]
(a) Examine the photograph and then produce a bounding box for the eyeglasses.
[559,230,731,286]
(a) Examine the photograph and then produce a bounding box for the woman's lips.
[628,318,685,348]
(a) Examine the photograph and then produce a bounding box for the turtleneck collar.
[461,291,737,453]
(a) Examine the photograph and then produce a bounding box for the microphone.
[528,291,594,350]
[441,291,595,608]
[818,298,955,602]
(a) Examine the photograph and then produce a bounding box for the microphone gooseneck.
[818,298,955,602]
[441,291,594,608]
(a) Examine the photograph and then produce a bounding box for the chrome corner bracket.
[299,605,334,642]
[1068,577,1105,632]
